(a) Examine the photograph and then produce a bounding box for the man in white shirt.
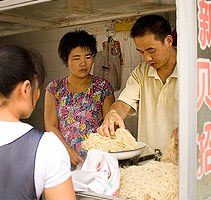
[97,15,178,152]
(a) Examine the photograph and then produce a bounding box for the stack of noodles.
[119,136,179,200]
[119,161,178,200]
[82,128,139,152]
[161,135,178,165]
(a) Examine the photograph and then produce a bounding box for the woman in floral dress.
[44,30,115,166]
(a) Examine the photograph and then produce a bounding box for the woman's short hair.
[130,15,172,43]
[0,45,46,98]
[58,30,97,65]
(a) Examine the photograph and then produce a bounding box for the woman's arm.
[44,177,76,200]
[44,91,83,166]
[102,93,115,119]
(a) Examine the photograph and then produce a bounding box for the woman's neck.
[0,99,20,122]
[67,74,92,93]
[0,108,19,122]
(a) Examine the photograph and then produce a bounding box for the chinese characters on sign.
[197,59,211,111]
[197,122,211,180]
[198,0,211,50]
[197,0,211,180]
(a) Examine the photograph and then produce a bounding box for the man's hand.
[67,148,84,166]
[97,110,125,137]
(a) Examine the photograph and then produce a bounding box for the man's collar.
[148,66,156,77]
[171,64,177,78]
[148,64,178,78]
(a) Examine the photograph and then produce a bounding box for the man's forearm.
[109,100,131,120]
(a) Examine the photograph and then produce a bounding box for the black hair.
[58,30,97,65]
[0,45,46,98]
[130,15,172,43]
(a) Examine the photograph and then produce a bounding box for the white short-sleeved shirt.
[0,121,72,199]
[118,63,178,152]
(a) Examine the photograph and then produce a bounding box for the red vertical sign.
[197,0,211,181]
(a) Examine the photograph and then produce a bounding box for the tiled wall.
[0,11,176,138]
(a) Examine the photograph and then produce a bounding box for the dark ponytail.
[0,45,46,98]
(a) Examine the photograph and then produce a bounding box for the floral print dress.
[46,76,113,156]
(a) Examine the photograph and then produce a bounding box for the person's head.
[0,45,46,118]
[58,30,97,78]
[130,15,172,43]
[130,15,175,69]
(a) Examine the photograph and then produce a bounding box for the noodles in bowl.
[82,128,145,159]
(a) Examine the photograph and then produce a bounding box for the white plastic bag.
[72,149,120,196]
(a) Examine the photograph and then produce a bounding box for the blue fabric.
[0,128,44,200]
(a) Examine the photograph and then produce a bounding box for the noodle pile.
[82,128,139,152]
[119,161,178,200]
[118,136,179,200]
[161,136,178,165]
[82,127,179,200]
